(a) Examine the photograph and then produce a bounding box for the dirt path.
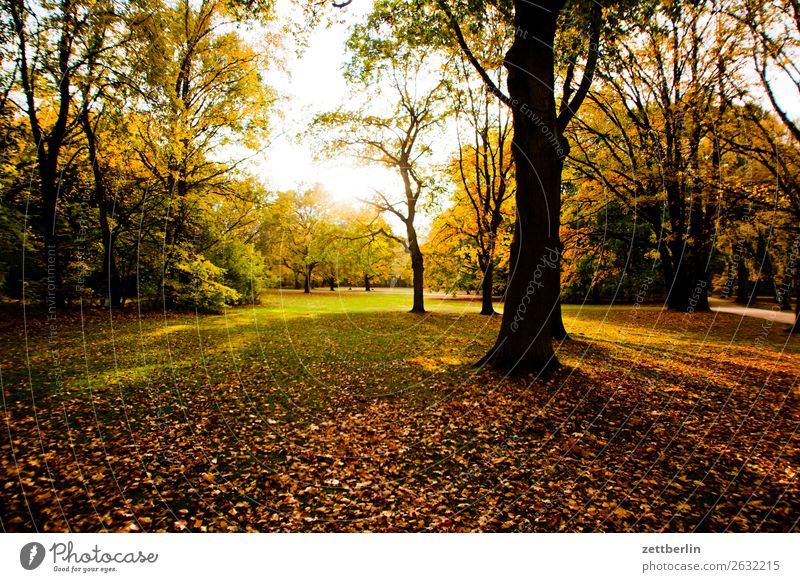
[709,297,796,325]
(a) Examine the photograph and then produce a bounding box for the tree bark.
[409,236,425,313]
[303,265,313,294]
[479,258,495,315]
[736,260,749,304]
[791,265,800,334]
[551,298,569,340]
[664,243,710,311]
[779,280,791,310]
[478,0,563,375]
[41,175,62,308]
[550,147,570,338]
[364,273,371,292]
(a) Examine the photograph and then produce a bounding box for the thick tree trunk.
[364,273,371,292]
[550,154,569,339]
[791,266,800,334]
[480,258,495,315]
[407,225,425,313]
[667,270,711,311]
[657,243,674,304]
[478,1,562,376]
[691,273,711,311]
[303,265,312,294]
[736,260,749,304]
[665,241,688,310]
[664,244,710,312]
[551,298,569,340]
[409,242,425,313]
[41,174,63,309]
[329,276,336,291]
[720,260,733,299]
[103,232,123,308]
[779,281,791,310]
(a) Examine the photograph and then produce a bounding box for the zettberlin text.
[642,544,701,554]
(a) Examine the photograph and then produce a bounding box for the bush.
[164,248,240,313]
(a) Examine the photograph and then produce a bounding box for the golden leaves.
[1,297,798,532]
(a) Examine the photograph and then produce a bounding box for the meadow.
[1,290,797,532]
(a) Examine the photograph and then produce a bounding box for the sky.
[251,0,400,205]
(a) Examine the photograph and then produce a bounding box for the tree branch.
[435,0,512,108]
[557,3,602,135]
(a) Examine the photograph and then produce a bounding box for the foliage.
[0,0,275,309]
[1,293,797,531]
[212,240,272,304]
[164,246,241,312]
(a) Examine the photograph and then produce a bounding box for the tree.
[74,1,139,307]
[733,0,800,331]
[261,187,336,293]
[337,208,400,291]
[446,54,515,314]
[448,0,604,372]
[424,179,515,302]
[5,0,128,306]
[128,0,272,307]
[349,0,614,371]
[569,0,747,311]
[314,55,447,313]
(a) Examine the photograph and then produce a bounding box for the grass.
[1,289,798,532]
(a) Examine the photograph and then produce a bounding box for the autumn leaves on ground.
[1,291,798,532]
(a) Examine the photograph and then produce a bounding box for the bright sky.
[252,0,401,204]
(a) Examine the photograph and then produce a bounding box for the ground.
[1,290,798,532]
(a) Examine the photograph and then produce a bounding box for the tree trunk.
[664,244,710,312]
[791,266,800,334]
[665,241,688,310]
[692,274,711,311]
[364,273,371,292]
[550,153,569,339]
[720,260,733,299]
[41,173,63,309]
[736,260,749,304]
[779,280,791,310]
[303,265,312,294]
[81,111,122,308]
[329,276,336,291]
[407,226,425,313]
[409,242,425,313]
[551,298,569,340]
[480,258,495,315]
[102,232,123,308]
[478,1,562,376]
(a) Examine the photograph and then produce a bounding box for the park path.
[709,297,796,325]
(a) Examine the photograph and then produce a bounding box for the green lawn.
[1,290,798,532]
